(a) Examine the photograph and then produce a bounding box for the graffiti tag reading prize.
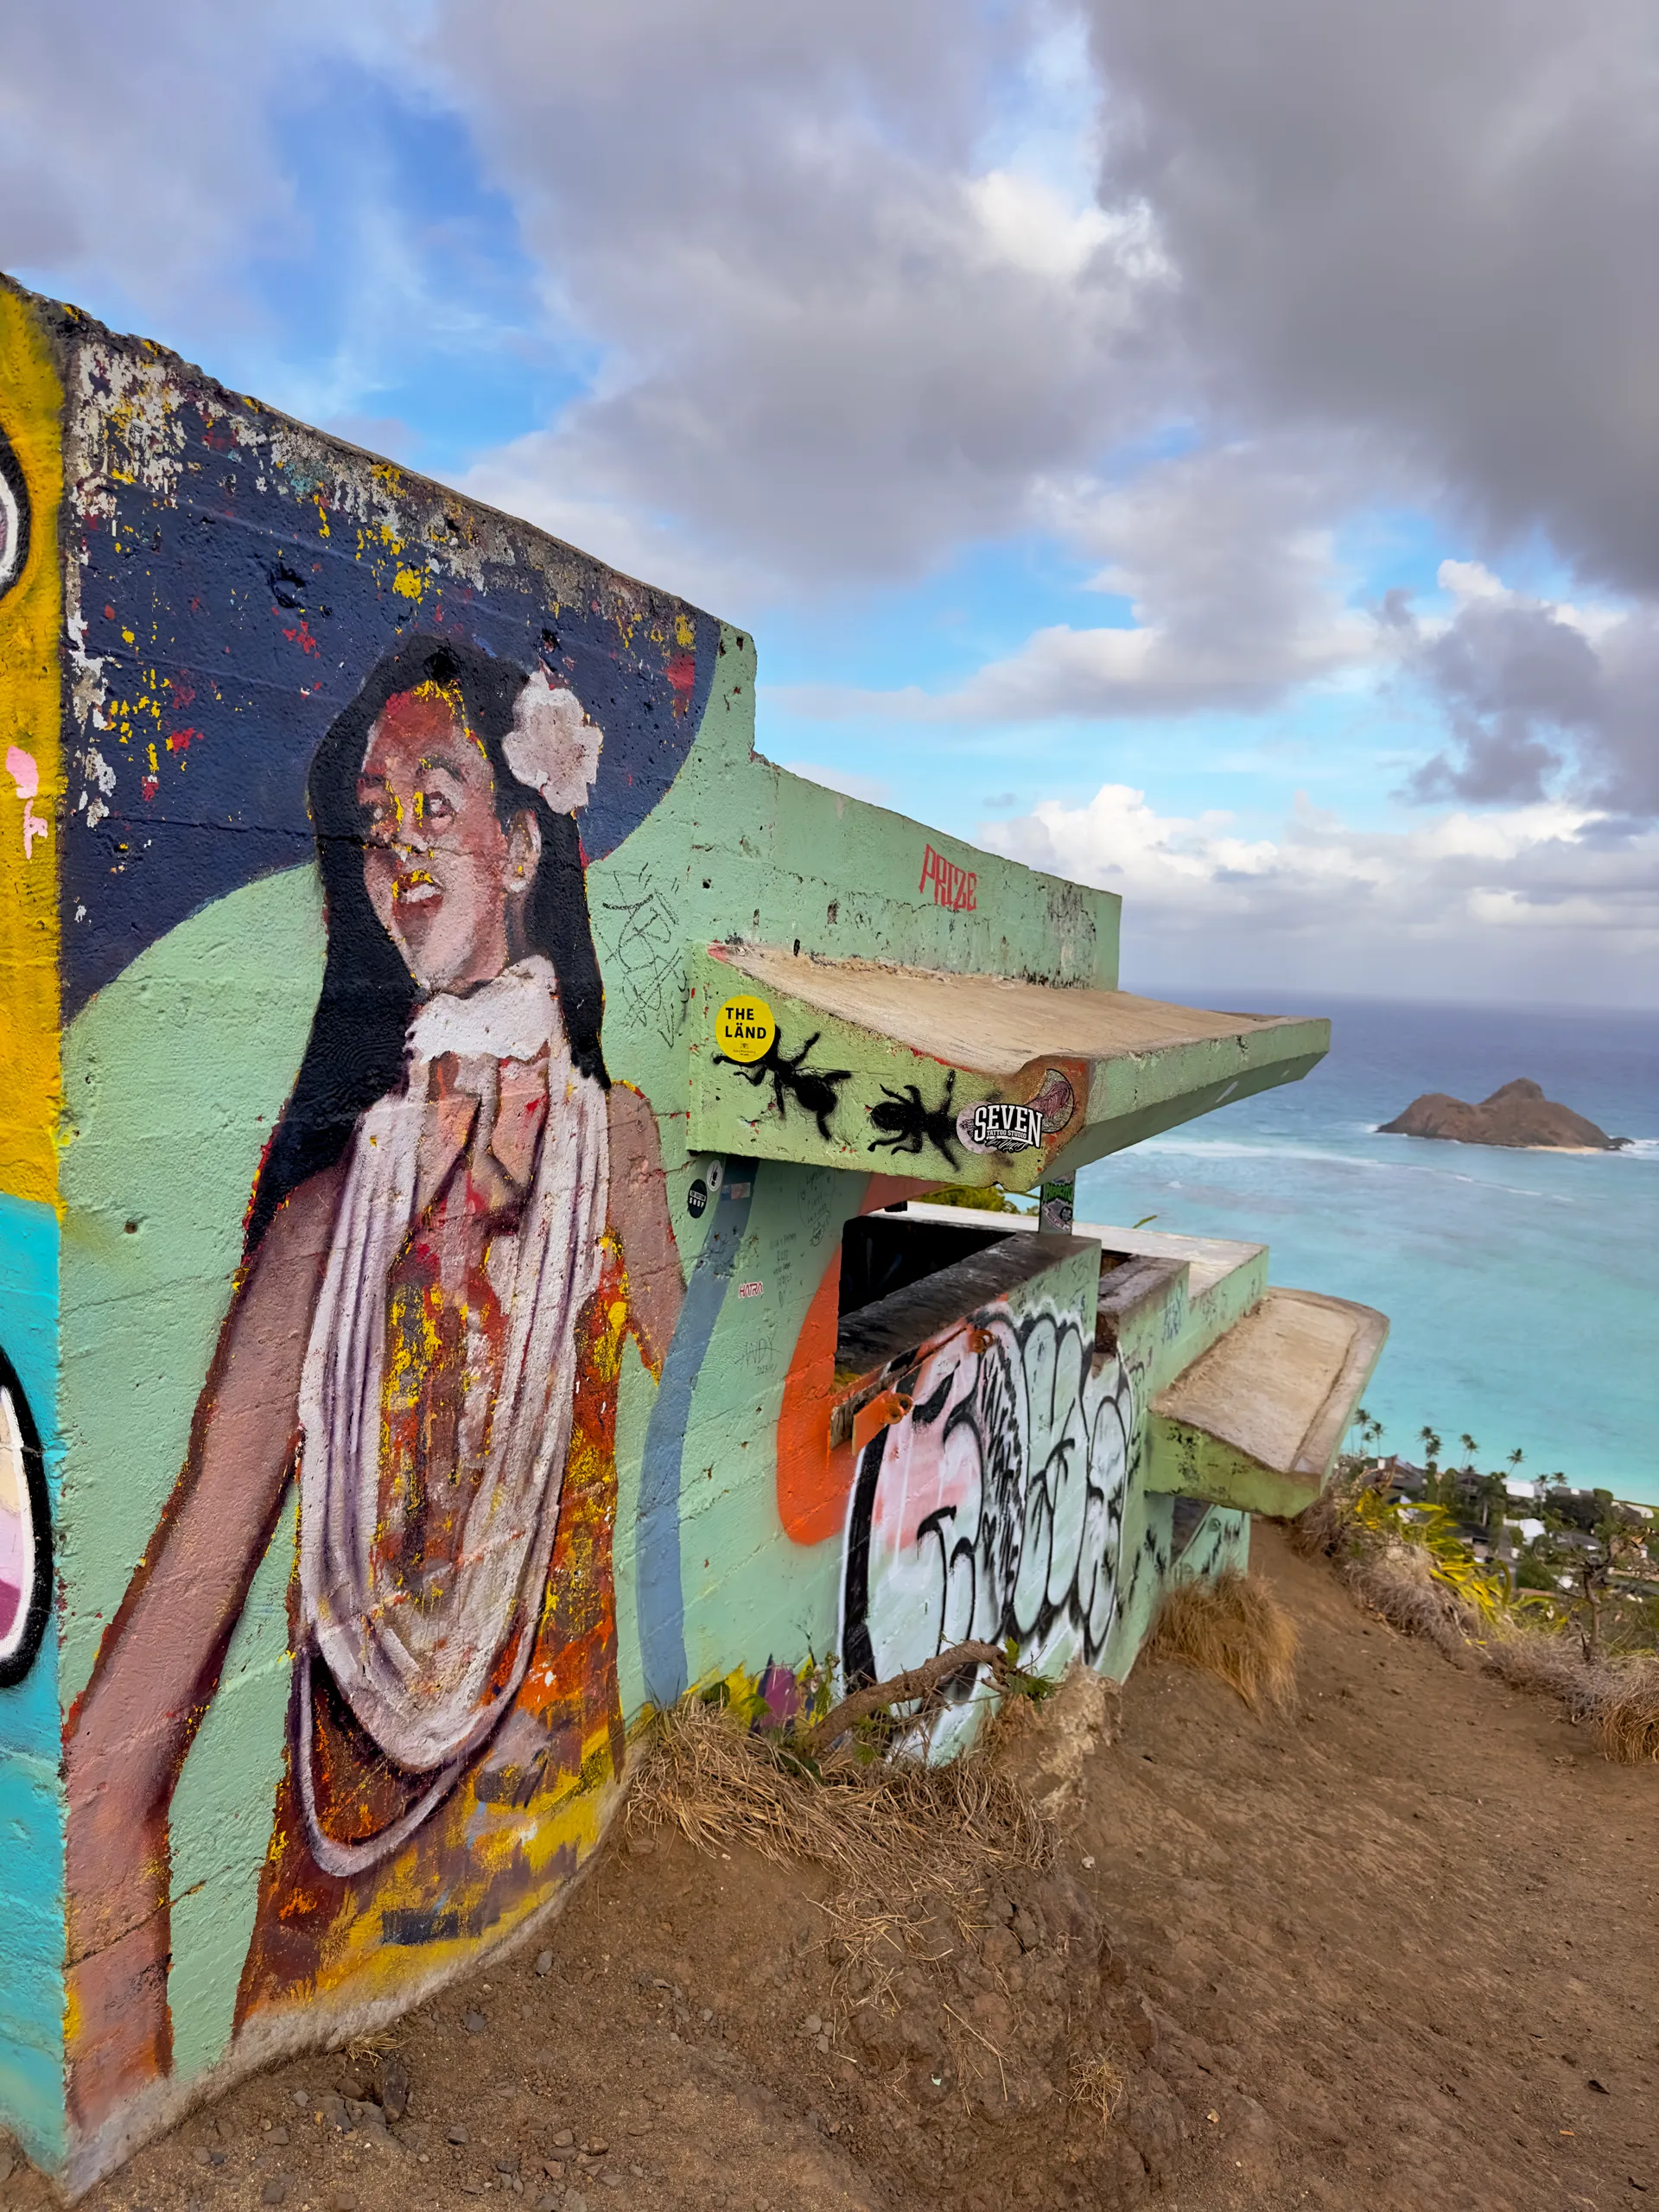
[715,995,776,1064]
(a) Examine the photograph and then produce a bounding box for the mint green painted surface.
[586,629,1119,1148]
[167,1495,298,2077]
[674,1160,862,1690]
[55,869,325,2105]
[58,867,326,1709]
[1146,1416,1329,1520]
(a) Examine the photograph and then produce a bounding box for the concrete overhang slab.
[1147,1287,1389,1521]
[687,941,1329,1190]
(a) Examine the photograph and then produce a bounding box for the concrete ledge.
[688,942,1328,1189]
[1147,1287,1389,1519]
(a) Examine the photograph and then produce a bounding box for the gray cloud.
[1084,0,1659,594]
[418,0,1166,596]
[0,3,300,312]
[1389,577,1659,815]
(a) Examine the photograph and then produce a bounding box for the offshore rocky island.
[1380,1075,1627,1152]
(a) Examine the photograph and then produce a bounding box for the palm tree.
[1459,1433,1478,1470]
[1418,1425,1442,1469]
[1508,1447,1524,1471]
[1352,1407,1384,1455]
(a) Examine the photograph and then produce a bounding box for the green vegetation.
[1297,1462,1659,1761]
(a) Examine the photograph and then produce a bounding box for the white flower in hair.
[503,666,603,814]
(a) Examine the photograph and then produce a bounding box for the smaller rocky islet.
[1379,1075,1625,1151]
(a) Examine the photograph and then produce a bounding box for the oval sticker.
[715,995,776,1065]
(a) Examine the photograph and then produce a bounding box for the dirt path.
[10,1522,1656,2212]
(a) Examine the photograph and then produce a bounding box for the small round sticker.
[686,1177,709,1218]
[715,994,776,1065]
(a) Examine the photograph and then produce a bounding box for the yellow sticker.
[715,995,776,1064]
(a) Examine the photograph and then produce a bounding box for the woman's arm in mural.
[606,1081,684,1372]
[62,1162,343,2129]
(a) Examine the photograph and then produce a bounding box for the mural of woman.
[64,637,684,2139]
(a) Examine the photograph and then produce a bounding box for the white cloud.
[965,168,1121,282]
[779,760,893,808]
[984,782,1659,1001]
[779,438,1378,720]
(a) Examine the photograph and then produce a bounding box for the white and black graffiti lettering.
[840,1302,1137,1751]
[953,1067,1077,1158]
[0,1350,50,1688]
[0,424,29,603]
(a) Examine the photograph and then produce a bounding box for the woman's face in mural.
[358,684,541,993]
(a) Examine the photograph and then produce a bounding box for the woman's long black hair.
[245,634,607,1254]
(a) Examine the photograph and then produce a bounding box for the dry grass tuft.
[1344,1540,1471,1656]
[628,1696,1054,2012]
[1147,1569,1300,1713]
[630,1696,1052,1878]
[1287,1482,1354,1560]
[1481,1621,1607,1718]
[1071,2049,1128,2121]
[1592,1662,1659,1764]
[340,2028,400,2060]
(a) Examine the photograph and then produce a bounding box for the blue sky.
[3,0,1654,1004]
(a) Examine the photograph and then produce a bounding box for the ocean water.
[1076,993,1659,1504]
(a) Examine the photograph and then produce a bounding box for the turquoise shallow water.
[1076,993,1659,1503]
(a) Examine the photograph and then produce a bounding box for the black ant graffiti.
[866,1069,960,1168]
[713,1028,851,1141]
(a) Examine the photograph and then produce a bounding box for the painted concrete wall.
[0,275,1250,2193]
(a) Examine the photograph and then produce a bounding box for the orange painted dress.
[236,1089,632,2024]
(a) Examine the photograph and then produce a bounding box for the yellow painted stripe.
[0,283,63,1208]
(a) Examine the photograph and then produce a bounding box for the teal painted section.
[0,1191,65,2170]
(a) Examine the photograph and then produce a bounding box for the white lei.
[296,955,609,1875]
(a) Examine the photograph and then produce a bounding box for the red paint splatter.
[666,653,696,693]
[166,728,201,753]
[141,775,159,801]
[167,677,197,709]
[281,619,320,656]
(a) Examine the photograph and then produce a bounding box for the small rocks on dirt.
[537,1948,555,1975]
[448,2124,471,2145]
[463,2010,489,2034]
